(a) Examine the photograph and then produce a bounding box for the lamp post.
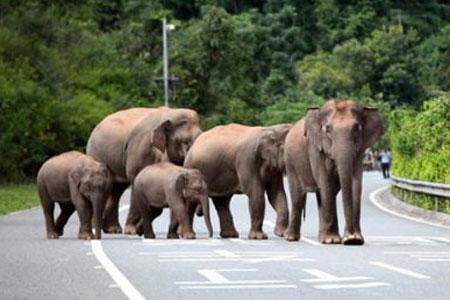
[162,17,175,107]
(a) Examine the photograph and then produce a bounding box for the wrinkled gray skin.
[86,107,202,234]
[284,100,383,245]
[184,124,291,240]
[37,151,112,240]
[131,162,212,239]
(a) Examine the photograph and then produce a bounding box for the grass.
[391,186,450,215]
[0,183,40,215]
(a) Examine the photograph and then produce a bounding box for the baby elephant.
[37,151,112,240]
[131,162,212,239]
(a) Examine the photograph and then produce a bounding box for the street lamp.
[162,17,175,107]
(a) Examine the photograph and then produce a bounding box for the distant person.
[380,148,391,178]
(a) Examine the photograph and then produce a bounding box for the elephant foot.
[274,224,288,237]
[56,226,64,236]
[124,224,138,235]
[103,224,122,234]
[78,231,94,240]
[167,232,179,239]
[319,233,342,244]
[220,229,239,238]
[144,233,155,239]
[283,230,300,242]
[248,230,268,240]
[182,232,196,239]
[47,232,59,239]
[343,232,364,245]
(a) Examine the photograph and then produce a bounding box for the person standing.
[381,148,391,178]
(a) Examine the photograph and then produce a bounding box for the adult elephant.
[184,123,291,240]
[86,107,202,233]
[284,100,383,245]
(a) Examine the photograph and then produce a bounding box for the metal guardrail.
[391,175,450,199]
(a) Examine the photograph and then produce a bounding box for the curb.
[370,185,450,230]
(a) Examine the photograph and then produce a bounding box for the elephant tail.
[303,201,306,221]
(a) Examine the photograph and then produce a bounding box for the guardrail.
[390,175,450,199]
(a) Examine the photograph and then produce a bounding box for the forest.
[0,0,449,182]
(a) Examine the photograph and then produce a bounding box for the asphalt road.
[1,172,450,300]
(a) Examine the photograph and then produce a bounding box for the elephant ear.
[175,172,188,199]
[68,161,85,190]
[304,108,331,155]
[362,107,384,151]
[152,120,173,153]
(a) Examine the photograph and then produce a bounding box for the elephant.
[184,123,292,240]
[283,100,383,245]
[131,162,213,239]
[37,151,112,240]
[86,107,202,234]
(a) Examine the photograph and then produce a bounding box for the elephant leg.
[317,189,341,244]
[212,196,239,238]
[40,195,58,239]
[142,207,162,239]
[55,202,75,236]
[167,210,179,239]
[103,182,128,234]
[74,199,94,240]
[343,165,364,245]
[38,183,58,239]
[284,174,306,242]
[124,187,143,235]
[247,186,267,240]
[266,176,289,237]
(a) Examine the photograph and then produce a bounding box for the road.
[1,172,450,300]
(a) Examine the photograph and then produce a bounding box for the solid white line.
[370,261,430,279]
[215,249,239,258]
[263,220,321,246]
[314,282,390,290]
[119,205,130,213]
[385,251,450,254]
[179,284,298,289]
[157,258,314,262]
[175,280,287,285]
[91,240,145,300]
[418,258,450,262]
[369,186,450,229]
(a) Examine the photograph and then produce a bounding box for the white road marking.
[94,265,103,269]
[175,269,297,290]
[314,282,390,290]
[179,284,298,289]
[91,240,145,300]
[119,204,130,212]
[157,258,314,262]
[418,258,450,262]
[86,252,94,256]
[385,251,450,254]
[301,269,372,283]
[370,186,450,229]
[109,284,119,288]
[263,220,321,246]
[433,237,450,243]
[215,249,239,258]
[370,261,430,279]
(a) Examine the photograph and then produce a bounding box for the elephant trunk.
[200,196,213,238]
[92,194,105,239]
[336,150,355,235]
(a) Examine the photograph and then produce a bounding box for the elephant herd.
[37,100,383,245]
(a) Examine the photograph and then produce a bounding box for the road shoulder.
[370,185,450,229]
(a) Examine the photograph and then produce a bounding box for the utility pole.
[162,17,169,107]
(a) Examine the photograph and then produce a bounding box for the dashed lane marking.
[370,261,430,279]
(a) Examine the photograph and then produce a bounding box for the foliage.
[389,96,450,183]
[391,186,450,215]
[0,0,449,181]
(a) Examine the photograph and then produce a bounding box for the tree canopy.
[0,0,449,181]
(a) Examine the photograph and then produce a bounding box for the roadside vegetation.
[0,1,449,214]
[0,184,39,215]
